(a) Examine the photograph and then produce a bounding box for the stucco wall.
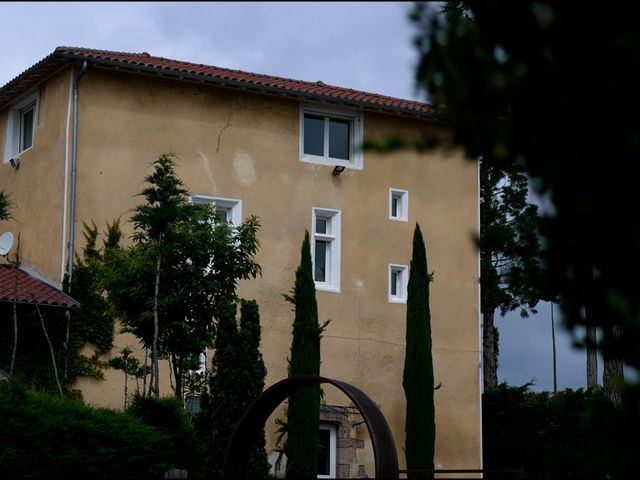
[1,67,480,473]
[0,69,72,284]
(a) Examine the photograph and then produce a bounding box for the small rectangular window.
[389,189,409,222]
[300,104,363,170]
[312,208,341,292]
[389,264,408,303]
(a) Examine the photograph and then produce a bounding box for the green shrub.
[0,382,171,479]
[483,383,640,479]
[127,395,203,477]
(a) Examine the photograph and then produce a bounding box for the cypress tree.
[239,299,271,478]
[198,299,270,479]
[285,231,322,479]
[403,223,435,478]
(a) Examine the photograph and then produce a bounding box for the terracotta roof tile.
[0,264,79,309]
[0,46,441,118]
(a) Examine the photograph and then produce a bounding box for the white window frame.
[311,208,341,293]
[190,195,242,225]
[317,424,337,479]
[196,351,207,374]
[389,188,409,222]
[4,92,38,163]
[300,103,363,170]
[389,264,409,303]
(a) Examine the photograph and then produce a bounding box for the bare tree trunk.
[483,307,498,391]
[123,368,129,408]
[586,325,598,389]
[603,324,624,407]
[63,310,71,381]
[35,301,63,396]
[9,234,20,378]
[551,302,557,394]
[142,347,148,397]
[152,233,162,397]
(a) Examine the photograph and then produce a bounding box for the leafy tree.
[130,153,191,397]
[410,2,637,403]
[197,299,270,479]
[108,347,148,408]
[102,154,261,399]
[283,232,327,479]
[479,162,541,390]
[403,224,435,478]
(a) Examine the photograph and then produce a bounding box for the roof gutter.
[67,60,88,289]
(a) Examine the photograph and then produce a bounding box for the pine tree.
[403,224,435,478]
[479,162,541,390]
[285,231,323,479]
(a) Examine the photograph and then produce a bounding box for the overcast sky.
[0,1,590,392]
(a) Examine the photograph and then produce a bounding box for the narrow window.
[304,114,325,156]
[4,92,38,164]
[328,118,350,160]
[312,208,341,292]
[389,264,408,303]
[389,189,409,222]
[317,425,337,478]
[20,102,35,151]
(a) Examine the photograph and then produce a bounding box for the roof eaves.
[53,50,447,122]
[0,52,69,110]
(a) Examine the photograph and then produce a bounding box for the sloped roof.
[0,264,79,309]
[0,46,442,120]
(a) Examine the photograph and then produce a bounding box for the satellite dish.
[0,232,14,256]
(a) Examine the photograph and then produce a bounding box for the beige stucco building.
[0,47,480,477]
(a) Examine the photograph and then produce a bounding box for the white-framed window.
[389,189,409,221]
[4,92,38,163]
[190,195,242,225]
[312,208,341,293]
[317,424,337,479]
[300,103,363,170]
[389,264,409,303]
[195,351,207,374]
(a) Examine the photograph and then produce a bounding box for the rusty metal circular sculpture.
[221,375,399,479]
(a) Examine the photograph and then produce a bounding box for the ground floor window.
[317,424,337,478]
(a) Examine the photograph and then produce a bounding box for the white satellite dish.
[0,232,14,256]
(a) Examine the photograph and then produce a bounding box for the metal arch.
[221,375,399,479]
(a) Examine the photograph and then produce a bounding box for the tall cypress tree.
[198,299,270,479]
[239,299,271,478]
[403,224,435,478]
[285,231,322,479]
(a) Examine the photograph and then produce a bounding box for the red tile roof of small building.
[0,264,79,309]
[0,46,442,119]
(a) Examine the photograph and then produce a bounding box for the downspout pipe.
[67,61,88,288]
